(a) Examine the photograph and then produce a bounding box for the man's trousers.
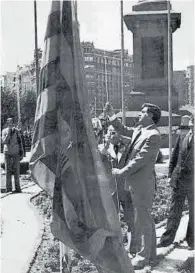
[112,190,136,254]
[5,154,21,192]
[160,183,194,248]
[130,182,156,262]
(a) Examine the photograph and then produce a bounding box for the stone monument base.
[127,90,178,111]
[116,110,181,127]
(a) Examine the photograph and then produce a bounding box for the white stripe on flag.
[31,160,55,197]
[35,86,57,123]
[41,35,59,69]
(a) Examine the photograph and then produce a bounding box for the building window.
[85,56,93,61]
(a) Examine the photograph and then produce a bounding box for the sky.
[0,0,194,74]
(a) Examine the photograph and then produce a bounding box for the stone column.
[124,0,181,110]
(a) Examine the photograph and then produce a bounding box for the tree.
[1,87,18,129]
[20,89,37,129]
[1,48,42,130]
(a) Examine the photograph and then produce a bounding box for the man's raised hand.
[103,102,115,117]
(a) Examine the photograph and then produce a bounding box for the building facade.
[0,72,16,91]
[186,65,194,106]
[1,65,36,95]
[18,65,36,95]
[173,70,188,108]
[81,42,134,112]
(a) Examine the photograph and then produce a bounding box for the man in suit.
[104,102,161,269]
[99,126,136,255]
[158,115,194,249]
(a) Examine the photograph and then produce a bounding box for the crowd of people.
[1,102,194,270]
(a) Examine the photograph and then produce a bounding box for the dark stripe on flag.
[39,58,74,108]
[64,89,108,224]
[54,171,98,244]
[60,154,69,169]
[39,58,62,93]
[61,1,74,55]
[32,109,58,145]
[53,177,66,222]
[41,155,58,174]
[45,10,61,41]
[77,145,108,225]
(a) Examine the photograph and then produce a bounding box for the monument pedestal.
[124,0,181,111]
[127,92,145,110]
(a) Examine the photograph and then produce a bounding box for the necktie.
[124,129,142,164]
[114,145,119,155]
[188,132,193,148]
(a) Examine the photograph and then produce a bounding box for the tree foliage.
[1,87,18,128]
[20,89,37,128]
[1,87,37,130]
[1,48,42,130]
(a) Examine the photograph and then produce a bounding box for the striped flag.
[30,1,133,273]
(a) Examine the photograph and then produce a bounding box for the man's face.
[7,120,13,128]
[109,129,120,145]
[138,107,152,124]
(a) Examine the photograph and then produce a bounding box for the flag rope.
[110,159,120,221]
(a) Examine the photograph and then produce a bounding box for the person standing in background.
[2,118,24,193]
[158,115,194,249]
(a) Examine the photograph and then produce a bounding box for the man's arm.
[1,128,11,144]
[168,135,180,177]
[109,115,134,138]
[120,134,160,177]
[103,102,134,138]
[98,142,110,156]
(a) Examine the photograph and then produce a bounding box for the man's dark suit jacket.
[169,131,194,189]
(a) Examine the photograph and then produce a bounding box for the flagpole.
[120,0,125,125]
[34,0,39,96]
[167,0,172,157]
[104,51,109,102]
[16,71,21,124]
[59,242,63,273]
[95,96,97,117]
[75,0,78,21]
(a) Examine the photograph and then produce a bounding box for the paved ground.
[153,241,194,273]
[0,184,43,273]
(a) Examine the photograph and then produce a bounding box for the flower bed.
[29,192,60,273]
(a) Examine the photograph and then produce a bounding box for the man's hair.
[142,103,161,124]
